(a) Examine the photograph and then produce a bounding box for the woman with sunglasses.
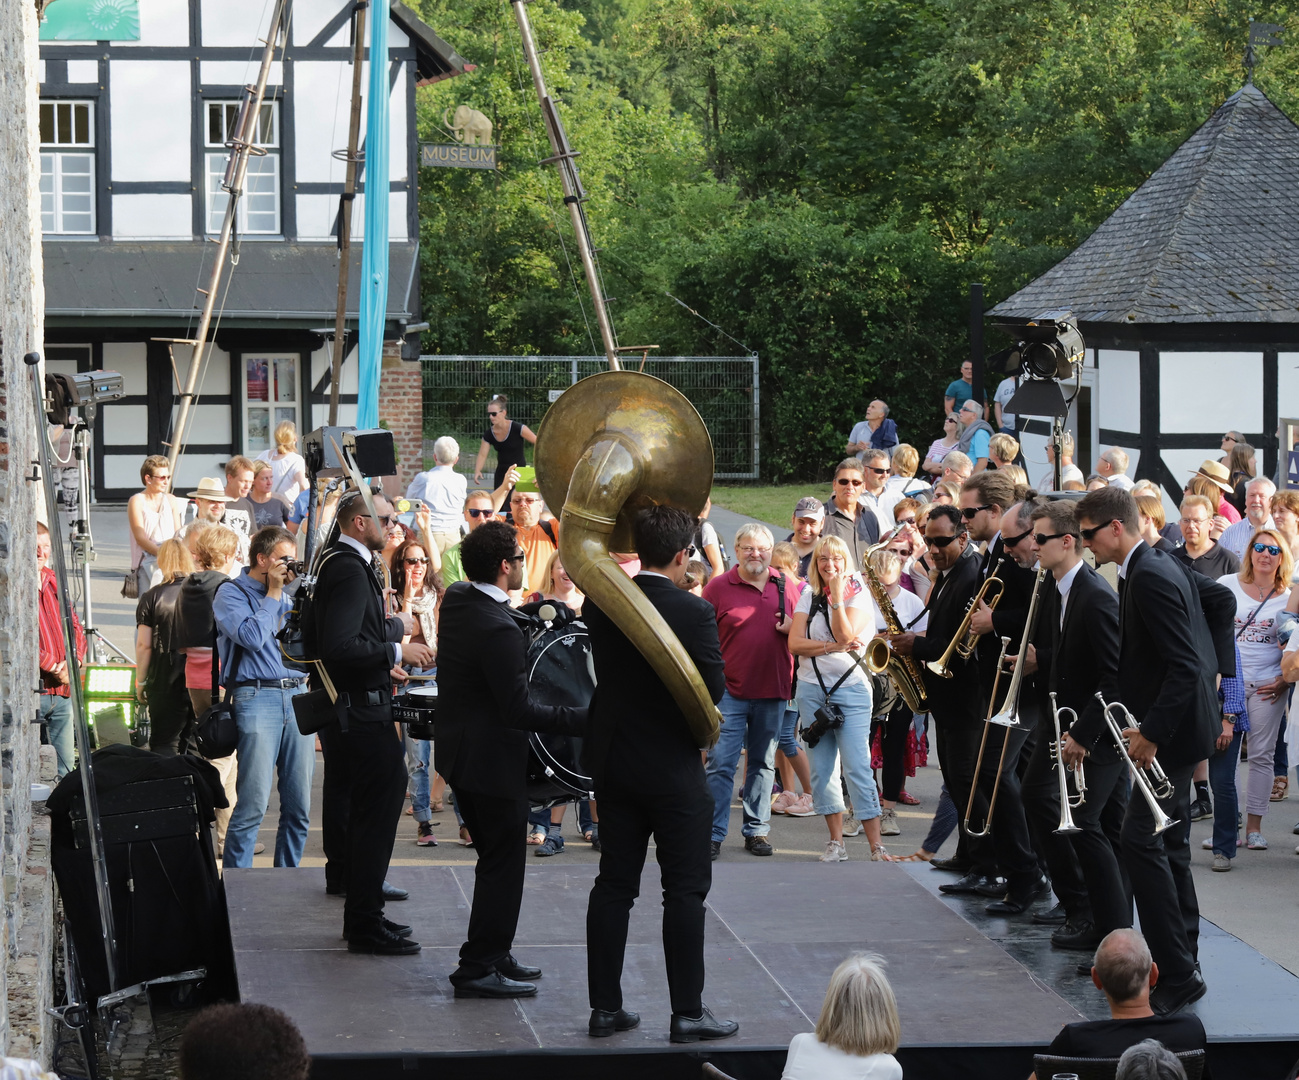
[392,537,443,846]
[473,394,537,491]
[127,454,183,596]
[922,415,962,477]
[1217,529,1292,853]
[788,535,893,863]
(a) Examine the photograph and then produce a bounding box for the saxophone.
[861,528,930,714]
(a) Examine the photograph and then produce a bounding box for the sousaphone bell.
[536,371,722,748]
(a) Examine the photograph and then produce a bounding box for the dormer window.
[39,100,95,235]
[205,100,280,235]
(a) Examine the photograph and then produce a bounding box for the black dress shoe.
[974,875,1011,898]
[669,1004,739,1044]
[1075,961,1095,977]
[710,840,722,861]
[939,871,995,895]
[325,883,346,897]
[343,917,412,941]
[1051,919,1103,952]
[1150,970,1207,1016]
[744,835,774,856]
[452,971,537,999]
[347,926,421,955]
[930,856,970,873]
[588,1008,640,1037]
[382,880,409,901]
[497,954,542,980]
[986,895,1032,915]
[1031,902,1068,925]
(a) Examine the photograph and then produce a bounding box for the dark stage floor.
[226,862,1299,1080]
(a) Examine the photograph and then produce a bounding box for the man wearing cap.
[786,498,823,580]
[183,478,245,572]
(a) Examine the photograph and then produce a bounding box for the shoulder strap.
[771,569,786,618]
[212,578,248,690]
[540,518,557,545]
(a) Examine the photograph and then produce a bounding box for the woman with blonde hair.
[255,420,309,503]
[885,444,928,499]
[788,535,892,863]
[781,953,902,1079]
[930,480,960,506]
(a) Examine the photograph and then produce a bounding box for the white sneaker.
[770,790,795,815]
[820,840,849,863]
[841,817,862,837]
[1201,837,1213,850]
[879,808,901,836]
[1212,853,1232,872]
[787,793,816,817]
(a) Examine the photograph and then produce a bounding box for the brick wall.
[0,0,54,1060]
[378,347,425,493]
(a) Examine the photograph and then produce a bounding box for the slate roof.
[990,83,1299,325]
[43,241,419,326]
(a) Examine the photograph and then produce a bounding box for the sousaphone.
[535,371,722,748]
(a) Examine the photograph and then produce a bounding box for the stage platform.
[226,862,1299,1080]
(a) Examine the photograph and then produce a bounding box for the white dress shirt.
[1055,559,1084,630]
[339,532,401,664]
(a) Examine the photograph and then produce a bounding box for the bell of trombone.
[987,566,1047,729]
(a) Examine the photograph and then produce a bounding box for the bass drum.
[526,621,596,810]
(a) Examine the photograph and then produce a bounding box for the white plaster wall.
[101,341,148,391]
[122,0,190,47]
[1159,351,1263,433]
[311,401,358,429]
[103,404,148,444]
[199,61,283,87]
[189,403,233,444]
[293,60,412,184]
[110,61,191,181]
[1278,353,1299,422]
[66,59,98,83]
[112,193,192,238]
[201,0,275,47]
[311,339,358,393]
[293,0,345,46]
[1097,349,1140,433]
[170,454,228,491]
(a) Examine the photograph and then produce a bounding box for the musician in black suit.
[313,491,434,955]
[1077,487,1236,1016]
[1026,498,1129,951]
[886,505,993,888]
[954,472,1043,913]
[583,505,734,1044]
[435,520,587,999]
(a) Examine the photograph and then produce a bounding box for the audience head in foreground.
[179,1002,310,1080]
[780,953,902,1080]
[1116,1039,1188,1080]
[1093,927,1157,1011]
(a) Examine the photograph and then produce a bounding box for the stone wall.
[0,0,54,1061]
[378,347,426,492]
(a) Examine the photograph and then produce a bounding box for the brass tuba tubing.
[964,635,1013,839]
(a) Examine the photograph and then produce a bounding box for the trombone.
[1048,692,1085,836]
[988,566,1047,728]
[964,635,1013,839]
[926,559,1005,679]
[1095,692,1179,836]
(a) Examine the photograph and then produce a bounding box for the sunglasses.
[466,508,495,518]
[944,417,957,424]
[507,552,526,563]
[835,477,864,486]
[896,516,916,525]
[487,411,501,418]
[403,557,429,565]
[925,534,962,549]
[1003,527,1034,548]
[1253,542,1282,556]
[358,513,394,526]
[960,504,991,520]
[865,466,888,475]
[1079,519,1116,541]
[1033,531,1075,545]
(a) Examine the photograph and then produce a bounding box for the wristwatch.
[829,601,844,611]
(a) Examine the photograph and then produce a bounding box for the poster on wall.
[40,0,141,40]
[247,358,269,402]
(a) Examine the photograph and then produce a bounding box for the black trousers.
[932,717,985,870]
[877,698,912,802]
[1070,756,1132,936]
[1021,722,1091,918]
[145,669,194,756]
[1122,761,1198,983]
[972,722,1040,891]
[587,761,712,1016]
[452,788,529,979]
[318,718,406,932]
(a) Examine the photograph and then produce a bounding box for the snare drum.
[394,684,437,741]
[525,623,596,809]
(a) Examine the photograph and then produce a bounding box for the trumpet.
[1048,692,1085,836]
[964,635,1013,839]
[988,566,1047,728]
[926,559,1005,679]
[1095,693,1179,836]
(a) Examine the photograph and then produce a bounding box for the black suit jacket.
[435,582,587,798]
[311,542,405,722]
[976,538,1041,711]
[584,574,726,791]
[1118,543,1234,767]
[913,544,983,723]
[1041,562,1121,762]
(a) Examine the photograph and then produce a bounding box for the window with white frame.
[242,354,299,456]
[39,101,95,235]
[205,100,280,235]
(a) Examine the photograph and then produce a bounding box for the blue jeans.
[777,705,803,759]
[706,692,783,841]
[795,679,881,821]
[1207,730,1243,858]
[406,735,432,823]
[40,694,75,778]
[223,684,314,868]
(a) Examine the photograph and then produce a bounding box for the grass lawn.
[712,483,832,527]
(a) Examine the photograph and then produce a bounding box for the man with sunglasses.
[312,490,436,955]
[441,490,501,588]
[857,448,904,535]
[1075,487,1236,1015]
[1028,498,1130,958]
[820,458,880,571]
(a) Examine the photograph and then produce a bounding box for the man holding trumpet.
[1075,487,1235,1016]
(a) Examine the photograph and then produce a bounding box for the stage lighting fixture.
[83,664,140,748]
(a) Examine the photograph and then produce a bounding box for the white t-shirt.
[875,584,928,635]
[794,572,879,687]
[255,449,307,502]
[1219,574,1289,683]
[781,1033,902,1080]
[994,376,1017,429]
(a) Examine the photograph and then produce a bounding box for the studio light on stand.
[82,664,148,748]
[999,316,1085,490]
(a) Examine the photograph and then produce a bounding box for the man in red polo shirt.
[702,523,796,858]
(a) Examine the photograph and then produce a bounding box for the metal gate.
[419,355,760,479]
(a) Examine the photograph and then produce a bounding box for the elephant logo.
[444,105,493,146]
